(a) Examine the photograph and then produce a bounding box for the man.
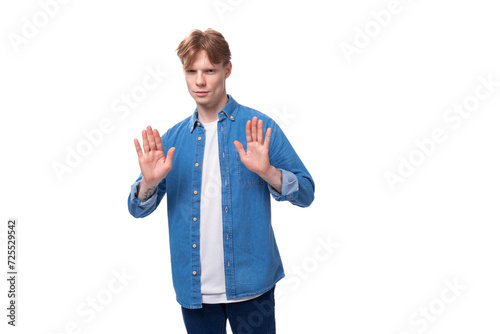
[128,28,314,333]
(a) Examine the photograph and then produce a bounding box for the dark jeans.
[181,286,276,334]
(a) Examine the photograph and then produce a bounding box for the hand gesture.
[234,117,272,177]
[134,126,175,187]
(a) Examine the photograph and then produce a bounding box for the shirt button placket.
[192,126,203,292]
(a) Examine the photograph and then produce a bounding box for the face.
[184,49,232,111]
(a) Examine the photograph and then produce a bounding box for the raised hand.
[234,117,272,177]
[134,126,175,190]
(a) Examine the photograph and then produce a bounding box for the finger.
[147,126,156,151]
[251,117,258,142]
[264,128,272,149]
[246,120,252,144]
[134,138,143,158]
[142,129,150,153]
[257,119,264,144]
[234,140,246,158]
[153,129,164,153]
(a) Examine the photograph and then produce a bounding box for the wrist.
[258,165,280,183]
[139,179,158,190]
[257,165,273,180]
[259,165,283,194]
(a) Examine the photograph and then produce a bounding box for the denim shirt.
[128,95,315,309]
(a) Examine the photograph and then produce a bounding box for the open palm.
[234,117,272,177]
[134,126,175,186]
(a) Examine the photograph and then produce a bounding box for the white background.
[1,0,499,333]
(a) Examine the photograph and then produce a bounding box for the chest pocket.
[235,152,266,187]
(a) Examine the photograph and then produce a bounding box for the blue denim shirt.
[128,95,314,309]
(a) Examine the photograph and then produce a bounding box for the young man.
[128,28,315,333]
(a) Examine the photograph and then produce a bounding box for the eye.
[206,69,215,73]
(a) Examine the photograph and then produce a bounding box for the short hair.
[176,28,231,70]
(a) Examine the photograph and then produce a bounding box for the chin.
[193,95,209,104]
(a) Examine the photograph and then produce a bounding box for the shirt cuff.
[130,180,158,208]
[268,168,299,201]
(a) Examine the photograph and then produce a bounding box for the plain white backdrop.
[1,0,499,333]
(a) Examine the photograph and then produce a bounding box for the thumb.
[233,141,246,158]
[166,147,176,162]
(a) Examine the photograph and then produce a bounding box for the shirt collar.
[189,94,239,133]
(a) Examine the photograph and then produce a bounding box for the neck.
[196,93,229,123]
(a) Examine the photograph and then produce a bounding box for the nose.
[195,71,206,86]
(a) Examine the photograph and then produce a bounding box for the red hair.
[176,28,231,70]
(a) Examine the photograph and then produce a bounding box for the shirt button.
[192,271,197,275]
[198,137,202,141]
[230,116,233,119]
[192,244,197,248]
[225,207,228,212]
[197,122,200,126]
[195,163,199,167]
[194,190,198,195]
[193,217,198,221]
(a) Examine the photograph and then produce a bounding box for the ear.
[225,61,232,79]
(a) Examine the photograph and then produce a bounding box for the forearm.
[259,166,283,194]
[128,177,165,218]
[137,180,159,202]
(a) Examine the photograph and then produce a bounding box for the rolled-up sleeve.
[128,176,166,218]
[268,168,299,201]
[268,121,315,207]
[130,180,158,206]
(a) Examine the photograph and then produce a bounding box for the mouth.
[195,91,209,97]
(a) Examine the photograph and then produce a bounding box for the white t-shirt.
[200,120,261,304]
